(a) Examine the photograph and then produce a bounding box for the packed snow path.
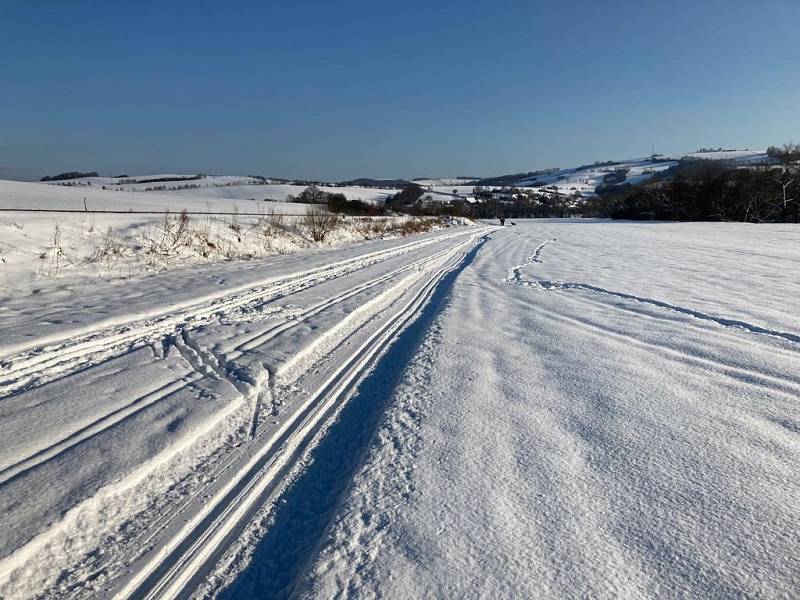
[0,225,492,599]
[271,221,798,600]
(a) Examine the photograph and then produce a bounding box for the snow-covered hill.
[512,150,768,197]
[416,150,770,200]
[44,174,399,204]
[163,183,398,204]
[44,174,264,192]
[36,149,771,209]
[3,178,302,213]
[665,149,768,162]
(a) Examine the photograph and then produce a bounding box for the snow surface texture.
[0,222,489,599]
[2,216,797,599]
[289,221,800,599]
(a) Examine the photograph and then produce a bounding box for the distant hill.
[41,171,99,182]
[468,149,769,197]
[471,170,559,187]
[338,178,414,188]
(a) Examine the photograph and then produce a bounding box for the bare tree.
[763,145,800,221]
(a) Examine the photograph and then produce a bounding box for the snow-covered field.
[253,221,799,599]
[0,179,412,296]
[1,178,310,213]
[43,174,399,204]
[163,183,398,204]
[1,219,797,599]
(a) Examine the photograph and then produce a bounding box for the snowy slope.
[44,174,399,204]
[666,149,768,163]
[514,158,678,195]
[0,179,304,213]
[413,178,476,187]
[471,150,769,198]
[45,174,263,192]
[163,183,399,204]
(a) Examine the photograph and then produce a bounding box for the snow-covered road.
[284,221,800,599]
[0,224,492,599]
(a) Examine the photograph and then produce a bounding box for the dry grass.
[14,211,455,288]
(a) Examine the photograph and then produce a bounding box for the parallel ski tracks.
[0,231,481,490]
[0,230,475,398]
[4,228,488,599]
[109,232,486,600]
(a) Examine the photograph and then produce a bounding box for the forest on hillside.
[584,145,800,223]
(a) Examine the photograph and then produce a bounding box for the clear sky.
[2,0,799,181]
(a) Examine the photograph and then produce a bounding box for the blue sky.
[1,0,798,181]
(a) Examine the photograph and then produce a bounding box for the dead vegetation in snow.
[0,210,449,296]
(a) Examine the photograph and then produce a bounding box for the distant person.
[499,217,506,226]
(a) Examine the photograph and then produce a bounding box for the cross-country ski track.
[0,225,492,599]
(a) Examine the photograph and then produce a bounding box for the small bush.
[303,206,339,242]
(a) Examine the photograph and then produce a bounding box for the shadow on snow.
[219,237,486,600]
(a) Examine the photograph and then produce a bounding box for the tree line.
[584,144,800,223]
[41,171,99,181]
[288,184,383,215]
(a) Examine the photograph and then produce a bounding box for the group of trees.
[385,184,424,208]
[767,144,800,162]
[463,193,575,220]
[382,183,578,220]
[289,184,328,204]
[290,184,381,215]
[585,144,800,223]
[326,194,382,215]
[385,184,472,218]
